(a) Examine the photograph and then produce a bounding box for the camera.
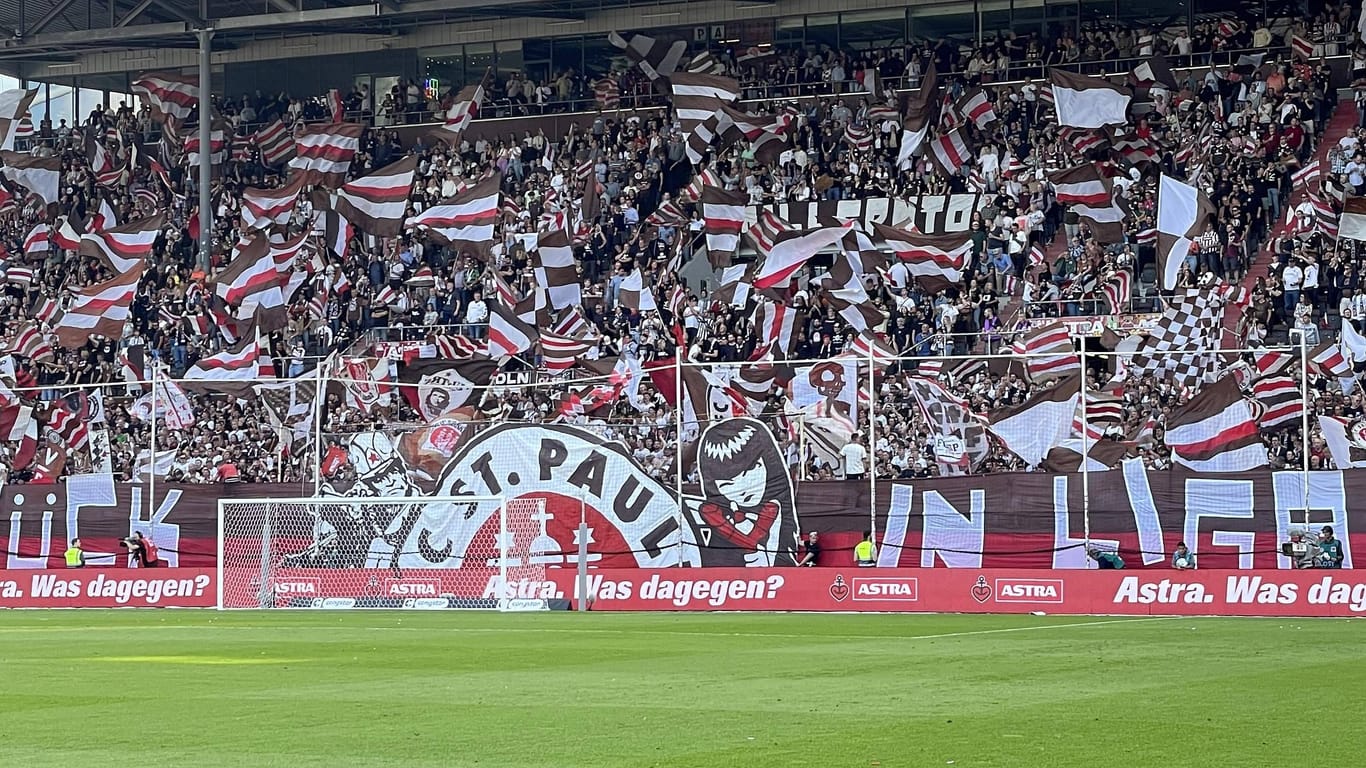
[1281,529,1323,568]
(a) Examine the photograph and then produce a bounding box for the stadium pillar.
[196,27,214,272]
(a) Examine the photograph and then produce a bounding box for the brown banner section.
[1,465,1360,571]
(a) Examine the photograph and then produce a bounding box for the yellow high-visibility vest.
[64,547,84,567]
[854,540,875,565]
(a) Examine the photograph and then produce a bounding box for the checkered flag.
[1127,287,1227,391]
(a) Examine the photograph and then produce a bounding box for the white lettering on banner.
[13,572,214,605]
[920,489,985,568]
[994,579,1065,603]
[852,578,918,601]
[65,474,117,566]
[386,580,439,596]
[1224,576,1298,606]
[274,580,319,595]
[1120,459,1167,566]
[7,505,52,569]
[128,486,183,568]
[427,425,687,571]
[1051,475,1118,569]
[0,578,20,597]
[1112,577,1213,605]
[877,485,913,567]
[749,195,983,234]
[638,573,784,608]
[1271,471,1352,569]
[1184,479,1256,570]
[1306,576,1366,611]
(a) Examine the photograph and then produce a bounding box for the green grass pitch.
[1,611,1361,767]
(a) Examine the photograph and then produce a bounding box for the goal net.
[217,496,555,610]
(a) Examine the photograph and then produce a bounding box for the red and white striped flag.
[254,119,295,166]
[1291,34,1315,62]
[872,222,972,290]
[956,88,997,130]
[1029,242,1047,268]
[8,322,53,362]
[131,72,198,123]
[21,222,46,255]
[185,335,260,382]
[927,127,972,175]
[213,234,287,324]
[1011,321,1082,382]
[842,123,873,154]
[753,221,853,290]
[1291,160,1322,192]
[1165,376,1268,471]
[326,88,345,122]
[77,213,165,274]
[334,155,417,237]
[52,264,145,348]
[593,76,620,109]
[1100,269,1132,314]
[288,123,365,187]
[486,300,537,359]
[242,175,306,231]
[432,76,488,143]
[405,172,500,248]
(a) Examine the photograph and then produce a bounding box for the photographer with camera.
[120,532,162,568]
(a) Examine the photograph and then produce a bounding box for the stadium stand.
[0,3,1358,486]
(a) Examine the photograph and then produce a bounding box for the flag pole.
[674,352,684,568]
[867,343,878,554]
[149,362,157,523]
[313,353,328,497]
[1290,327,1311,513]
[195,27,214,273]
[1077,339,1091,556]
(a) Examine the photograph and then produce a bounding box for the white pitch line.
[0,616,1182,639]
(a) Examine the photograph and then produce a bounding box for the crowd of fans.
[1,15,1364,487]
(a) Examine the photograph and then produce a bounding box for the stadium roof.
[0,0,637,66]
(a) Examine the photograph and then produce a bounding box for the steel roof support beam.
[25,0,82,36]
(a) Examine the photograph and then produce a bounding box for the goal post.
[216,495,557,610]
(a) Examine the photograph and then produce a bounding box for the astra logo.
[993,579,1064,603]
[852,578,918,601]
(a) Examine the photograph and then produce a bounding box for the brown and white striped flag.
[53,264,146,348]
[670,73,739,164]
[701,185,747,269]
[254,118,295,166]
[242,175,306,231]
[405,173,500,250]
[288,123,365,187]
[1165,376,1268,471]
[77,213,165,274]
[334,155,417,237]
[0,89,37,151]
[608,30,687,81]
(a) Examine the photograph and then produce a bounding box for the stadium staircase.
[1225,99,1359,341]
